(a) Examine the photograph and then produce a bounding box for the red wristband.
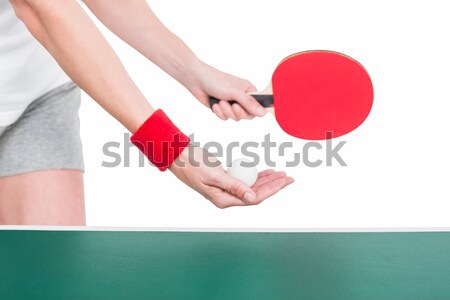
[130,109,190,171]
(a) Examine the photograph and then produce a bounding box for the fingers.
[210,79,263,120]
[219,100,238,120]
[231,103,253,120]
[209,189,248,209]
[207,170,294,208]
[255,169,276,180]
[252,171,288,189]
[212,103,227,120]
[211,172,256,204]
[253,176,295,204]
[213,101,254,121]
[213,102,254,120]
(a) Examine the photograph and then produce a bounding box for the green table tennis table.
[1,226,450,300]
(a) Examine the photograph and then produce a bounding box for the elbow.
[9,0,43,21]
[8,0,51,47]
[10,0,70,20]
[9,0,28,21]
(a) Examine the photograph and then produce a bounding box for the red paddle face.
[271,51,373,140]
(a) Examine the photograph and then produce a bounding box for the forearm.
[11,0,153,133]
[83,0,203,90]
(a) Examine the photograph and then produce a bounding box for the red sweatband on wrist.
[130,109,190,171]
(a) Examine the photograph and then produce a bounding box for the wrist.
[178,57,208,92]
[129,107,155,134]
[168,143,191,171]
[130,109,190,171]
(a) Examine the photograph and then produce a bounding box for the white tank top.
[0,2,70,126]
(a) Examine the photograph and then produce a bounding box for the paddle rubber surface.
[272,51,373,140]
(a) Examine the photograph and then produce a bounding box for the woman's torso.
[0,1,70,126]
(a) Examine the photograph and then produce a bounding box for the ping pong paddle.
[209,50,373,140]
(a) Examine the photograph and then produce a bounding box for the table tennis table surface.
[1,226,450,300]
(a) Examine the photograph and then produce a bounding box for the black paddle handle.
[209,95,274,108]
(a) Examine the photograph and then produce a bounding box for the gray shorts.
[0,82,84,177]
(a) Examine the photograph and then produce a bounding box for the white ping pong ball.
[226,158,258,187]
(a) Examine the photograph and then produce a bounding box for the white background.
[80,0,450,228]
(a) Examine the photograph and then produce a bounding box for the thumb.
[235,92,266,117]
[246,83,258,93]
[216,174,257,204]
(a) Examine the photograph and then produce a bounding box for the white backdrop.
[80,0,450,227]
